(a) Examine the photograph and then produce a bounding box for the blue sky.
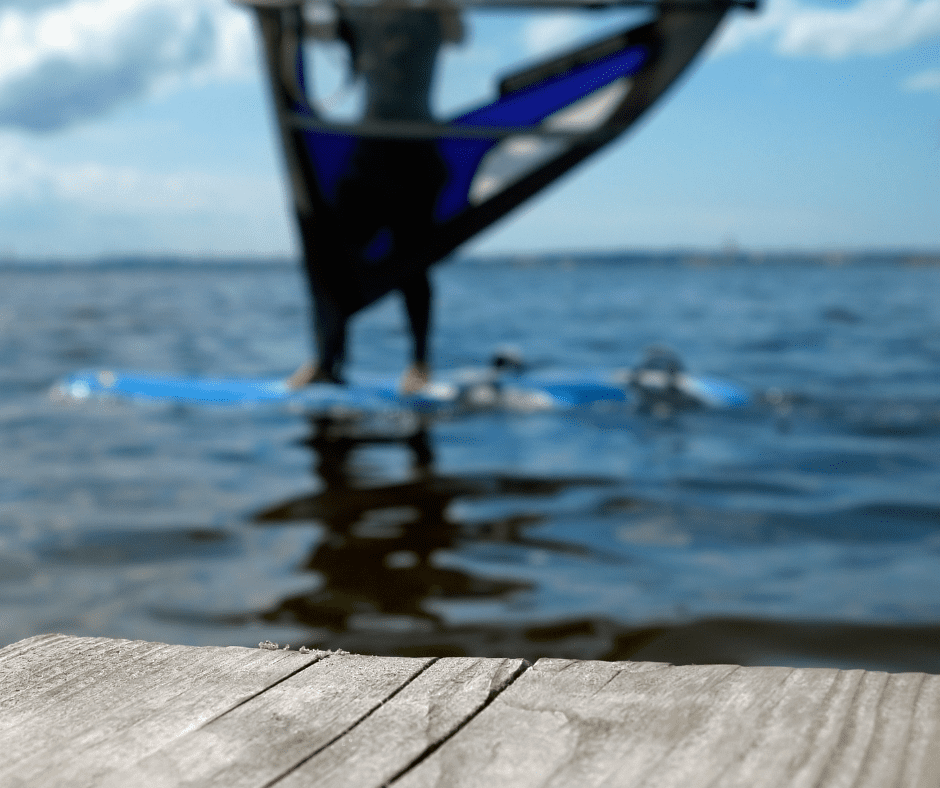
[0,0,937,259]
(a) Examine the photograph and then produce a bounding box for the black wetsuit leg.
[401,270,432,365]
[295,216,353,384]
[310,287,348,383]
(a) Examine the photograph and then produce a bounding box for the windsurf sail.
[238,0,754,314]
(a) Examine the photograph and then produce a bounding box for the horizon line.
[2,247,940,267]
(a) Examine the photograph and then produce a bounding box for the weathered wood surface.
[396,658,940,788]
[0,633,322,788]
[1,635,939,788]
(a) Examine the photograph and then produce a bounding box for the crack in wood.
[262,657,442,788]
[382,659,532,787]
[198,650,338,730]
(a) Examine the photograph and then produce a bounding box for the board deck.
[53,367,752,412]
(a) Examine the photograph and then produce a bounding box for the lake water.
[3,255,940,673]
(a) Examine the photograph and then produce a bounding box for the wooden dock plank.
[99,653,436,788]
[0,635,323,788]
[394,657,940,788]
[275,656,527,788]
[1,634,175,729]
[2,636,940,787]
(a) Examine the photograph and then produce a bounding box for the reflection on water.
[254,416,627,659]
[6,260,940,674]
[252,416,940,673]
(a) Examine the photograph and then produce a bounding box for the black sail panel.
[429,6,729,261]
[252,3,731,315]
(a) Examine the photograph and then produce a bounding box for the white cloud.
[903,68,940,91]
[0,136,279,214]
[0,0,255,132]
[522,13,587,57]
[714,0,940,59]
[0,135,293,255]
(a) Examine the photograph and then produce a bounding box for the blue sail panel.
[303,131,357,204]
[434,45,647,221]
[294,40,646,220]
[459,45,647,127]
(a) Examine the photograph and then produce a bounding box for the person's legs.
[287,287,349,388]
[402,270,431,365]
[399,270,432,393]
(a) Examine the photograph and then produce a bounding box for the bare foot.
[285,362,318,391]
[400,362,431,395]
[286,361,346,389]
[288,360,343,390]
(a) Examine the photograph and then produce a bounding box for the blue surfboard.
[53,367,751,413]
[54,370,448,411]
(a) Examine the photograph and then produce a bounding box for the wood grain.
[100,653,435,788]
[0,635,323,788]
[393,658,940,788]
[275,656,527,788]
[3,636,940,788]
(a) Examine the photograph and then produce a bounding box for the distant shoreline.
[465,250,940,268]
[1,249,939,270]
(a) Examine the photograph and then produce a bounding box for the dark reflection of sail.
[247,416,940,672]
[252,416,621,657]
